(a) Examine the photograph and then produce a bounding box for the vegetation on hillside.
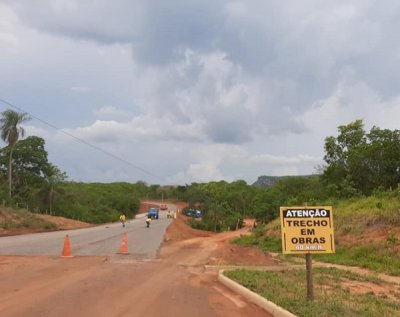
[233,189,400,275]
[0,207,56,231]
[50,182,141,223]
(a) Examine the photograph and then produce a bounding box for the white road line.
[213,286,247,308]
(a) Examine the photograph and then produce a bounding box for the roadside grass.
[333,194,400,235]
[232,225,282,253]
[230,194,400,316]
[224,267,400,317]
[233,194,400,275]
[315,244,400,276]
[0,208,56,230]
[234,231,400,275]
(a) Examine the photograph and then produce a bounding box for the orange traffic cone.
[120,233,128,255]
[61,234,73,257]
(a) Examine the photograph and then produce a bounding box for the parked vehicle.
[147,208,159,219]
[184,208,202,218]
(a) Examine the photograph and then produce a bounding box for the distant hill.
[252,176,283,188]
[252,175,318,188]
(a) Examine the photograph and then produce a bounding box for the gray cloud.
[7,0,141,43]
[11,1,400,105]
[3,1,400,184]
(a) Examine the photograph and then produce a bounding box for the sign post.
[280,206,335,301]
[306,253,313,300]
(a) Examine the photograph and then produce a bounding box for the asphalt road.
[0,210,173,259]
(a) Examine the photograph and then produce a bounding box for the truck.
[147,208,159,219]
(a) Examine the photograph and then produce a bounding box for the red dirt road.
[0,209,275,317]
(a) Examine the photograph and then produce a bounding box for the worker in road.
[146,216,151,228]
[119,213,126,227]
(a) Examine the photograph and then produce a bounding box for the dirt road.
[0,211,275,317]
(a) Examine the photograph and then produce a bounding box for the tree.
[0,136,66,209]
[0,109,30,198]
[364,127,400,190]
[0,136,51,187]
[322,120,400,196]
[42,164,67,213]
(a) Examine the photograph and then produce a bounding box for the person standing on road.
[146,216,151,228]
[119,213,126,227]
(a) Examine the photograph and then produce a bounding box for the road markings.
[213,286,246,308]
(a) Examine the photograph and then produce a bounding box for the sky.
[1,0,400,186]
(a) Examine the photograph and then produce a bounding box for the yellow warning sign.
[280,206,335,254]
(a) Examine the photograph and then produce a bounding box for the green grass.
[230,194,400,316]
[232,225,282,252]
[314,244,400,276]
[234,231,400,276]
[0,208,57,230]
[233,194,400,276]
[224,267,400,317]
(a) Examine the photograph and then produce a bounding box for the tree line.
[163,120,400,231]
[1,109,399,228]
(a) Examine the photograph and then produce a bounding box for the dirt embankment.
[163,201,276,266]
[0,208,92,237]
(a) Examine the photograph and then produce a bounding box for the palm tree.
[0,109,30,198]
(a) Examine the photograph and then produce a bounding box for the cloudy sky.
[1,0,399,185]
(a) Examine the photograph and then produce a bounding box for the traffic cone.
[120,233,128,255]
[61,234,73,257]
